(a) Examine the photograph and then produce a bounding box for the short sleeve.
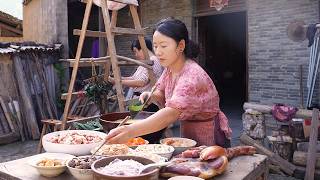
[166,74,210,120]
[131,66,149,84]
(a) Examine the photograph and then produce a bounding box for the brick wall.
[115,0,193,76]
[247,0,319,106]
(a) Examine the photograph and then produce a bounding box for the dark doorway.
[198,12,247,108]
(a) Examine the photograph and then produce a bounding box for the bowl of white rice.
[91,155,159,180]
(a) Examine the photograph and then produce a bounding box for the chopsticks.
[92,86,157,156]
[91,116,131,156]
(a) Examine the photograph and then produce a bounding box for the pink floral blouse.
[156,60,232,145]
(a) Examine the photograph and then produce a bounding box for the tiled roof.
[0,42,62,54]
[0,11,22,27]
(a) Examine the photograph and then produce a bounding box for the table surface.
[0,153,268,180]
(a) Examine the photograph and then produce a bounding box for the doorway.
[198,11,247,108]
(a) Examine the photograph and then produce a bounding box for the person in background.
[105,18,232,147]
[109,39,163,112]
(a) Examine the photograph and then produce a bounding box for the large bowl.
[91,155,159,180]
[160,137,197,155]
[42,130,107,156]
[28,153,75,177]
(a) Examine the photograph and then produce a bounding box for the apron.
[180,111,231,147]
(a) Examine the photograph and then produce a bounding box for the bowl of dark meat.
[91,155,159,180]
[67,155,101,180]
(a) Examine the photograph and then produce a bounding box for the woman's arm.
[121,79,146,88]
[105,107,180,144]
[140,89,165,108]
[108,76,145,87]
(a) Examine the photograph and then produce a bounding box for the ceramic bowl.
[28,153,75,177]
[42,130,107,156]
[160,137,197,155]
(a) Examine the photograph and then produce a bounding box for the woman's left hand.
[105,125,132,144]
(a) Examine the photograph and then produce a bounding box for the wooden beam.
[293,151,320,169]
[81,0,138,6]
[112,27,145,35]
[73,28,145,37]
[61,56,153,68]
[305,108,319,180]
[240,134,296,175]
[0,22,22,35]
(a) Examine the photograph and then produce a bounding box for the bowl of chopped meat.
[91,155,159,180]
[67,155,101,180]
[160,137,197,155]
[42,130,107,156]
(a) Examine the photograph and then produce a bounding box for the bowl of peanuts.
[28,153,75,177]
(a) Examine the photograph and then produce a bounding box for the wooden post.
[101,0,125,112]
[240,134,296,175]
[12,55,40,139]
[129,5,156,86]
[61,0,93,130]
[305,108,319,180]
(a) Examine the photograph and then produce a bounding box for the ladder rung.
[60,56,154,68]
[112,27,145,35]
[65,61,152,68]
[61,91,85,100]
[73,28,145,37]
[81,0,138,6]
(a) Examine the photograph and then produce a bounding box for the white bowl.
[135,144,175,160]
[67,165,93,180]
[42,130,107,156]
[66,156,100,180]
[28,153,75,177]
[160,137,197,155]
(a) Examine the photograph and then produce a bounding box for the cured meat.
[181,145,256,160]
[181,146,207,158]
[200,146,226,161]
[226,146,256,159]
[161,145,256,179]
[161,156,228,179]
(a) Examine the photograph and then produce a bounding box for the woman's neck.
[169,55,186,75]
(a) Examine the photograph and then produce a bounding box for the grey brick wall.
[247,0,319,106]
[115,0,193,76]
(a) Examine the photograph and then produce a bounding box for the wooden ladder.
[60,0,156,130]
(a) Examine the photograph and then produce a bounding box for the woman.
[106,18,232,147]
[109,39,163,110]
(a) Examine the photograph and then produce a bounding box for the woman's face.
[132,47,145,60]
[153,31,180,67]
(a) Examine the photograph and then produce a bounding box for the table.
[0,153,268,180]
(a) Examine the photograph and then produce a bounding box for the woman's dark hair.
[154,18,200,59]
[131,39,153,52]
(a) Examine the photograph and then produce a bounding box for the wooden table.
[0,153,268,180]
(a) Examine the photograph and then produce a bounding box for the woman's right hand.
[139,92,152,105]
[105,125,132,144]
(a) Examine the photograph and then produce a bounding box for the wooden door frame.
[192,10,248,101]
